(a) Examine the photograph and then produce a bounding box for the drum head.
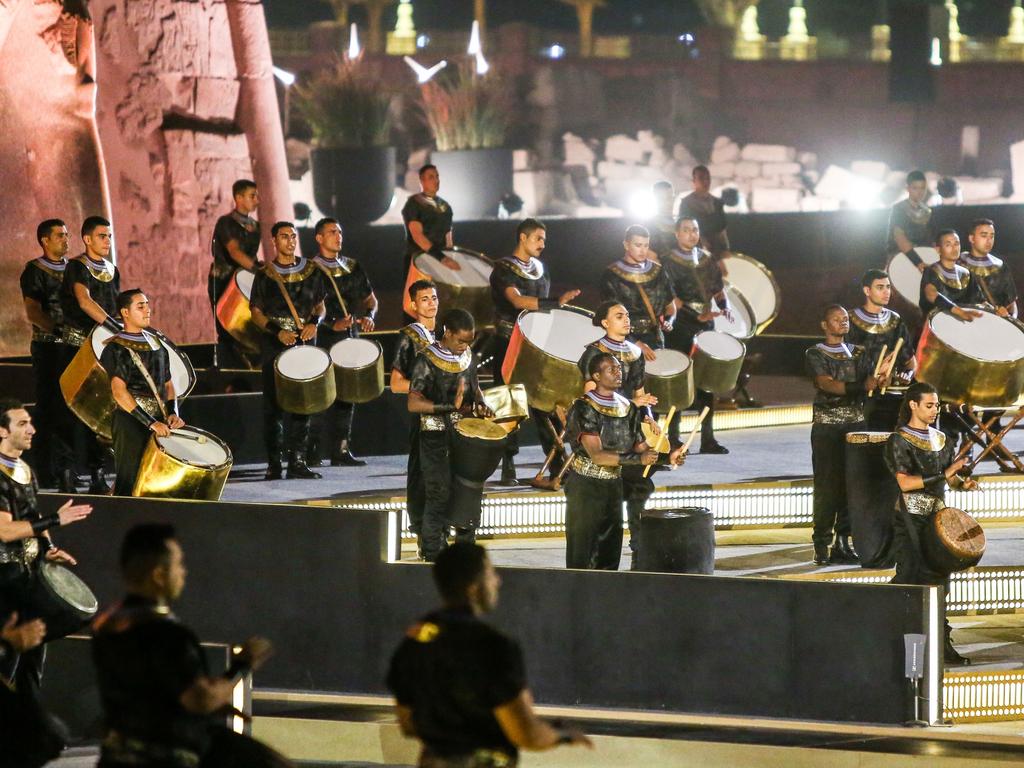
[520,308,604,362]
[155,333,196,399]
[90,325,115,357]
[329,337,381,369]
[887,246,939,307]
[276,345,331,379]
[713,284,754,339]
[930,310,1024,362]
[934,507,986,560]
[720,254,780,331]
[646,348,692,376]
[40,563,98,616]
[415,250,492,287]
[694,330,745,361]
[156,429,231,468]
[456,418,508,440]
[236,269,255,299]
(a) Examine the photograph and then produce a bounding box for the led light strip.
[943,670,1024,722]
[676,404,813,432]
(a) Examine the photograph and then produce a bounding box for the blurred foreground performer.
[887,170,933,273]
[387,542,592,767]
[93,523,295,767]
[960,218,1017,318]
[677,165,730,259]
[402,164,456,276]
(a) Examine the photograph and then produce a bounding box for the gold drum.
[644,348,695,413]
[691,330,746,395]
[215,269,262,354]
[482,384,530,434]
[403,247,493,324]
[132,427,233,501]
[274,345,336,415]
[329,337,385,403]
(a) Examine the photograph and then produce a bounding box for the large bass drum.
[404,247,493,323]
[26,562,98,642]
[215,269,262,355]
[718,253,780,335]
[916,307,1024,406]
[132,427,233,501]
[712,284,756,340]
[329,337,385,403]
[886,246,939,311]
[644,349,695,412]
[923,507,985,575]
[274,345,336,415]
[501,307,604,412]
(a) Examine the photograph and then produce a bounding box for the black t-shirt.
[392,323,435,380]
[846,307,915,372]
[99,333,172,397]
[19,258,66,332]
[646,213,677,260]
[409,344,478,410]
[92,595,212,755]
[884,427,954,501]
[314,255,374,323]
[662,247,724,332]
[211,211,261,275]
[489,257,551,332]
[566,391,644,455]
[0,456,43,567]
[578,337,645,399]
[678,193,728,255]
[919,262,978,315]
[402,194,453,258]
[887,199,933,254]
[386,607,525,758]
[599,260,676,338]
[60,255,120,333]
[250,259,328,357]
[959,253,1018,309]
[805,343,872,423]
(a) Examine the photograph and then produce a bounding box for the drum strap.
[124,347,170,422]
[267,268,305,330]
[314,262,350,318]
[636,284,660,327]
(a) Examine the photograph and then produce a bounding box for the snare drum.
[644,349,695,412]
[26,562,98,642]
[329,337,385,403]
[502,308,604,412]
[133,427,233,500]
[712,284,756,340]
[404,247,493,322]
[274,345,337,415]
[885,246,939,311]
[691,331,746,394]
[718,253,780,335]
[916,307,1024,406]
[923,507,985,574]
[448,418,509,530]
[215,269,262,354]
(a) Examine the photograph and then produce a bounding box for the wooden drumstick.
[679,406,710,457]
[867,343,888,399]
[879,338,904,395]
[170,430,207,444]
[642,406,676,479]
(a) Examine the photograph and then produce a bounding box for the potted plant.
[419,60,514,221]
[294,58,396,226]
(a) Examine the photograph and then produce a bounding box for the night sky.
[263,1,1016,38]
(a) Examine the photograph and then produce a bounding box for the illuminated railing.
[676,404,812,433]
[944,671,1024,722]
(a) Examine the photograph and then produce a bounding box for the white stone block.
[513,170,558,215]
[751,177,780,189]
[1012,140,1024,200]
[734,161,761,179]
[750,187,802,213]
[673,143,699,165]
[740,144,796,163]
[780,175,805,189]
[636,130,660,153]
[885,170,908,188]
[797,151,818,169]
[710,136,741,164]
[707,162,736,179]
[563,133,595,169]
[850,160,890,181]
[596,161,637,181]
[800,195,839,212]
[604,134,645,164]
[513,149,531,172]
[762,162,802,177]
[954,176,1005,202]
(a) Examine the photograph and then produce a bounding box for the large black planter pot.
[311,146,396,226]
[431,148,514,221]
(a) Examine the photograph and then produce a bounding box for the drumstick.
[534,426,568,483]
[879,338,904,395]
[680,406,710,457]
[642,406,676,478]
[867,344,888,399]
[170,430,207,444]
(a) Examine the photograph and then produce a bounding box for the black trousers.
[54,341,106,475]
[891,504,953,638]
[260,355,311,468]
[564,472,623,570]
[810,420,864,547]
[111,409,151,496]
[420,430,453,561]
[28,340,64,484]
[313,327,356,454]
[621,465,654,554]
[407,417,426,536]
[666,324,717,447]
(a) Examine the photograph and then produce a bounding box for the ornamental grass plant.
[294,58,393,149]
[419,60,512,151]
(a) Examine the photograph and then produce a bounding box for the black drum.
[845,431,899,568]
[864,389,904,432]
[26,563,98,642]
[447,418,508,530]
[636,507,715,575]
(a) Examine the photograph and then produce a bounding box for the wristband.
[306,315,323,327]
[432,404,456,415]
[102,316,122,334]
[617,452,643,466]
[538,298,560,311]
[905,248,923,266]
[923,473,945,487]
[37,536,54,553]
[844,381,864,397]
[166,399,179,417]
[30,513,60,535]
[130,406,157,428]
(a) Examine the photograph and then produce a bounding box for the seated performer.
[488,218,581,484]
[402,163,457,276]
[884,382,977,666]
[563,353,684,571]
[960,218,1018,318]
[919,230,982,320]
[391,280,440,555]
[209,179,261,367]
[408,309,492,562]
[662,215,729,454]
[312,217,378,467]
[678,165,730,259]
[578,302,659,569]
[887,170,933,273]
[805,305,881,566]
[101,290,186,497]
[92,524,294,767]
[58,215,121,495]
[250,222,328,481]
[846,269,916,431]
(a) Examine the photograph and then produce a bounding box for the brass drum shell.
[644,356,695,413]
[403,247,493,325]
[132,428,233,501]
[215,271,262,354]
[331,339,385,404]
[691,332,746,395]
[274,348,337,415]
[59,338,115,439]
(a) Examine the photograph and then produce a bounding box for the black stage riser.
[41,494,935,725]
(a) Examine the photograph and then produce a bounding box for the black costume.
[387,606,526,768]
[250,258,328,475]
[919,262,978,315]
[959,253,1018,312]
[646,213,677,260]
[209,211,261,367]
[563,391,646,570]
[58,254,121,486]
[409,343,480,561]
[846,307,915,431]
[678,192,729,256]
[100,331,172,496]
[886,199,933,262]
[402,193,453,276]
[312,254,375,462]
[392,322,435,540]
[20,256,68,485]
[805,342,873,552]
[488,256,563,478]
[599,258,675,349]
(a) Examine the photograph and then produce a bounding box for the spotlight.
[545,44,566,59]
[416,34,430,49]
[629,190,657,219]
[272,67,296,87]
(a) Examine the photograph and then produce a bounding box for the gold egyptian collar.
[32,257,67,276]
[424,343,472,374]
[401,323,434,349]
[667,248,711,269]
[898,426,946,453]
[608,260,661,285]
[959,253,1004,278]
[415,193,449,214]
[584,391,632,418]
[106,330,160,352]
[266,257,318,283]
[596,338,641,363]
[931,263,971,290]
[0,454,32,486]
[498,257,544,281]
[850,307,901,334]
[76,254,115,282]
[314,255,356,278]
[814,343,862,361]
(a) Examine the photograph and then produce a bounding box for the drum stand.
[947,405,1024,474]
[722,353,764,409]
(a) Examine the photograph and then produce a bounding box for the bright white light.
[416,34,430,49]
[474,50,489,75]
[272,66,296,87]
[348,23,362,60]
[930,37,942,66]
[546,44,565,59]
[847,176,883,210]
[677,33,694,43]
[404,56,448,83]
[629,190,657,219]
[468,20,482,55]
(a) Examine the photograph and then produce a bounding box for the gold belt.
[62,325,89,348]
[813,405,864,425]
[0,537,39,567]
[903,492,944,517]
[420,412,462,432]
[269,316,299,334]
[133,395,164,420]
[31,330,60,344]
[102,731,200,768]
[570,453,621,480]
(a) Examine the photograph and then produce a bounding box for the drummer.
[250,222,328,481]
[846,269,916,431]
[407,308,493,562]
[58,215,121,495]
[887,170,933,274]
[960,218,1017,318]
[805,305,881,566]
[312,217,379,467]
[20,219,70,489]
[677,166,730,260]
[563,354,684,570]
[646,181,678,260]
[402,164,457,277]
[209,179,261,367]
[884,382,977,665]
[662,216,729,455]
[488,218,581,485]
[919,229,983,320]
[101,290,186,497]
[391,280,439,554]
